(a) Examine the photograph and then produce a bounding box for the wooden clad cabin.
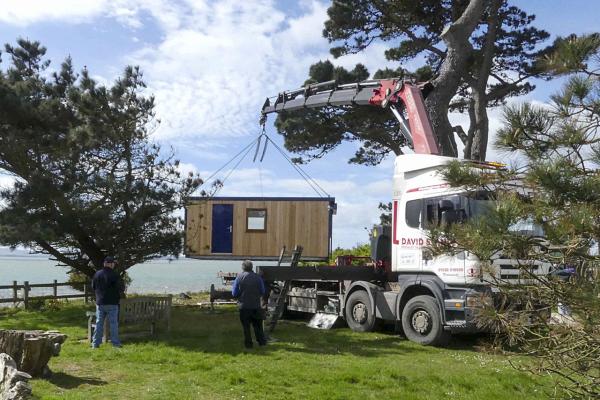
[185,197,336,261]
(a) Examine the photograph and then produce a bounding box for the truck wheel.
[401,295,450,346]
[345,290,378,332]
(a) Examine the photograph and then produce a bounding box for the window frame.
[246,208,267,232]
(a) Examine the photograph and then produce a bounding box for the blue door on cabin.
[211,204,233,253]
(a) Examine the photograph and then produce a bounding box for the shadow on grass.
[125,307,486,358]
[447,333,493,351]
[2,304,488,357]
[124,330,417,358]
[0,303,91,332]
[47,372,106,389]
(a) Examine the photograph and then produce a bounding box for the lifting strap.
[200,129,331,198]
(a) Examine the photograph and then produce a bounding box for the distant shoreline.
[0,258,245,296]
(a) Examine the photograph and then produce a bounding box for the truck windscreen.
[405,191,494,229]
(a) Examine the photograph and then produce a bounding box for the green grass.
[0,301,555,400]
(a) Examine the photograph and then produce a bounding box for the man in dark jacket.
[91,256,123,348]
[232,260,267,348]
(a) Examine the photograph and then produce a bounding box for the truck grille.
[496,262,540,281]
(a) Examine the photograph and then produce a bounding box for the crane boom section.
[395,83,439,155]
[261,78,439,155]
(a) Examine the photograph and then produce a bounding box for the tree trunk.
[469,87,489,160]
[462,99,477,158]
[427,0,486,157]
[0,330,67,378]
[465,0,502,161]
[425,92,457,157]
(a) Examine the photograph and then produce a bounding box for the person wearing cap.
[232,260,267,348]
[91,256,124,348]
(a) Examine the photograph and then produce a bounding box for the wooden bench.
[86,296,172,342]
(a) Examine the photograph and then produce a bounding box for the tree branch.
[35,239,95,277]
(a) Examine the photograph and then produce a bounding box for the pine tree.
[0,39,208,278]
[430,34,600,398]
[275,0,553,163]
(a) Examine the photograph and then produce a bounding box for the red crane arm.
[260,78,439,155]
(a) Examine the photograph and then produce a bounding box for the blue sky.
[0,0,598,248]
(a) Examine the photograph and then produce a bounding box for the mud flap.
[307,313,341,330]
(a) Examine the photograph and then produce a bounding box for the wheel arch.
[344,281,380,319]
[396,277,446,324]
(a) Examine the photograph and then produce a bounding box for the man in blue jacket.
[232,260,267,348]
[91,256,123,348]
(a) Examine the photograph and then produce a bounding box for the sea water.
[0,250,272,299]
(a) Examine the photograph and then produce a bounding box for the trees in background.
[329,243,371,265]
[430,34,600,398]
[0,39,206,278]
[275,0,553,163]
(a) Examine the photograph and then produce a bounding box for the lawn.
[0,300,555,400]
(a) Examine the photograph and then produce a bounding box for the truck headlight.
[466,294,493,308]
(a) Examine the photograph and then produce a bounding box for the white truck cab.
[391,153,488,285]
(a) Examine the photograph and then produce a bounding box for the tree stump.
[0,330,67,378]
[0,353,32,400]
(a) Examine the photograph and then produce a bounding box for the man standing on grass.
[232,260,267,348]
[91,256,123,348]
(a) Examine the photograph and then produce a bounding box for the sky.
[0,0,598,249]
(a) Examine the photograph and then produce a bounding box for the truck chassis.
[259,264,489,346]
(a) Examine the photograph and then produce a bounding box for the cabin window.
[405,200,422,228]
[246,209,267,232]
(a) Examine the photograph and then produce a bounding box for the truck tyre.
[345,290,378,332]
[401,295,450,346]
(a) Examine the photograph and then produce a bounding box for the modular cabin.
[185,197,336,261]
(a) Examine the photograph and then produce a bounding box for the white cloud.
[0,175,17,189]
[333,42,397,74]
[126,1,330,142]
[0,0,107,25]
[0,0,399,147]
[364,179,390,194]
[176,162,199,177]
[0,175,18,209]
[0,0,150,28]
